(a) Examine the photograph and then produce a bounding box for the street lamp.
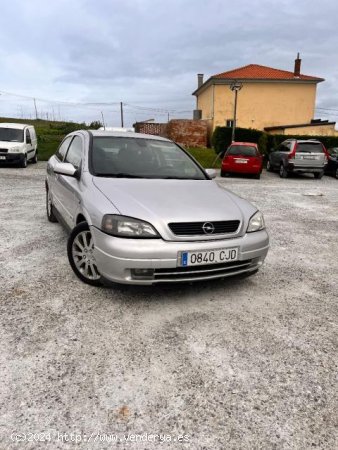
[229,81,243,142]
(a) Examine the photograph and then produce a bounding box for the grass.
[0,117,88,161]
[0,118,219,166]
[186,147,221,168]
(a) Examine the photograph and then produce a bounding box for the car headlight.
[10,147,22,153]
[247,211,265,233]
[101,215,160,238]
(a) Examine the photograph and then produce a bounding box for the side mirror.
[206,168,217,179]
[54,162,77,177]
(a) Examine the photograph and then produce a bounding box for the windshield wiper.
[161,176,204,180]
[95,173,148,178]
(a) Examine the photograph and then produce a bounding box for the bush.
[212,126,263,155]
[212,126,338,158]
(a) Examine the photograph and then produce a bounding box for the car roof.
[230,142,258,146]
[284,139,322,143]
[0,122,32,130]
[88,130,171,142]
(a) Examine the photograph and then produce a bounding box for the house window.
[226,119,234,128]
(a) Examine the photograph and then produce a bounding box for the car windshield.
[91,137,207,179]
[0,128,24,142]
[226,145,258,156]
[296,143,324,153]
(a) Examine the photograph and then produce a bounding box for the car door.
[48,136,73,215]
[25,128,34,160]
[279,141,292,166]
[326,148,338,175]
[270,143,282,167]
[56,135,84,228]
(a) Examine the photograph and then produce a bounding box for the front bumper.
[91,227,269,285]
[0,153,25,164]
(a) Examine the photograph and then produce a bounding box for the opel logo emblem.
[202,222,215,234]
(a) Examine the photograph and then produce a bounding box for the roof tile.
[212,64,323,81]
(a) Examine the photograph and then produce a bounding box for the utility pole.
[33,98,38,120]
[229,81,243,142]
[120,102,124,127]
[167,112,170,122]
[101,111,106,129]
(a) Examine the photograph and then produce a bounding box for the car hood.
[92,177,256,240]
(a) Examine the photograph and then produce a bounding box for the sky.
[0,0,337,126]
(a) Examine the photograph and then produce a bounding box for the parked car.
[221,142,263,179]
[267,139,328,179]
[325,147,338,179]
[46,130,269,286]
[0,123,38,167]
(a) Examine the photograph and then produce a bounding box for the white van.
[0,123,38,168]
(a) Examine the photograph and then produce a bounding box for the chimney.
[197,73,204,88]
[294,53,301,77]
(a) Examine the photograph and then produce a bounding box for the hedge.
[212,126,338,157]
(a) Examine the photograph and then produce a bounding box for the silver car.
[46,130,269,286]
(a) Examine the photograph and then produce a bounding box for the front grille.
[0,149,8,153]
[168,220,240,236]
[153,260,253,281]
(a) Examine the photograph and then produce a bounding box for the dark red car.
[221,142,263,179]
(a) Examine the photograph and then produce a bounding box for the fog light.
[131,269,154,279]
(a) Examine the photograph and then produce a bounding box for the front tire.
[279,164,288,178]
[20,154,28,168]
[67,222,103,286]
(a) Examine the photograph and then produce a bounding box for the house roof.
[264,121,335,132]
[193,64,324,96]
[212,64,324,82]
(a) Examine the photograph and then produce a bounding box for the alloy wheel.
[72,230,101,281]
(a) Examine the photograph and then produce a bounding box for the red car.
[221,142,263,179]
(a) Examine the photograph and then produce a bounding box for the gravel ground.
[0,162,337,450]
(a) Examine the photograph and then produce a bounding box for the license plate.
[179,248,238,267]
[235,159,248,164]
[303,155,315,160]
[0,156,6,160]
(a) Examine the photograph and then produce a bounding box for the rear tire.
[46,189,58,223]
[31,150,38,164]
[266,160,273,172]
[314,171,323,179]
[279,164,288,178]
[335,168,338,179]
[67,222,103,286]
[220,170,228,177]
[254,173,261,180]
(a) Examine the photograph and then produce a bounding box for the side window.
[280,142,291,152]
[55,137,72,161]
[26,129,31,144]
[65,136,83,169]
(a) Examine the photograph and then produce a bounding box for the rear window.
[227,145,258,156]
[296,143,324,153]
